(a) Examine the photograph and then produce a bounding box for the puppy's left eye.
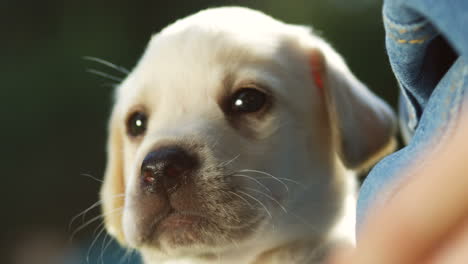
[230,88,267,114]
[127,111,148,137]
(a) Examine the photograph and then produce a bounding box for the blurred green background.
[0,0,397,263]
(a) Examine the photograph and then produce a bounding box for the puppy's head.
[100,7,395,261]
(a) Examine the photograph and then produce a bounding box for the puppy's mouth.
[124,174,267,252]
[148,209,215,246]
[159,211,205,230]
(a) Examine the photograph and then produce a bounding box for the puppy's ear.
[309,47,396,170]
[100,108,126,244]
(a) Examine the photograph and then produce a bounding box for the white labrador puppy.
[100,7,395,264]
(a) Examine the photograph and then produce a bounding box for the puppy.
[100,7,396,264]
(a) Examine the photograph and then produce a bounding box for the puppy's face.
[101,7,395,262]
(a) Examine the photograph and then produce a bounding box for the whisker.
[231,174,272,194]
[119,248,137,264]
[218,154,240,168]
[99,232,109,264]
[209,136,221,150]
[83,56,130,74]
[237,190,272,218]
[86,68,123,82]
[69,200,103,232]
[287,211,322,234]
[244,187,287,214]
[100,233,114,264]
[87,224,107,264]
[217,190,243,223]
[70,214,104,243]
[256,176,302,185]
[239,169,290,191]
[220,229,240,251]
[69,193,125,232]
[227,191,254,209]
[80,173,103,183]
[69,206,124,242]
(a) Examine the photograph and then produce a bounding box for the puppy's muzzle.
[141,146,198,194]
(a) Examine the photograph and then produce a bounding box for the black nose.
[140,146,198,193]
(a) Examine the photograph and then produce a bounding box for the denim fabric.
[357,0,468,231]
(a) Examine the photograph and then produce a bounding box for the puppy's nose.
[141,146,198,192]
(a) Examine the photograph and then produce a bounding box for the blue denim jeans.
[357,0,468,231]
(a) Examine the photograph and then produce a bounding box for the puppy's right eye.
[229,88,267,114]
[127,111,148,137]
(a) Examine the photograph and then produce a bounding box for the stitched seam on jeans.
[383,15,429,33]
[387,32,429,44]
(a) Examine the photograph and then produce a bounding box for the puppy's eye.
[230,88,267,114]
[127,111,148,137]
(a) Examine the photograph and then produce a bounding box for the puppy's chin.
[121,181,268,257]
[125,210,266,258]
[151,214,265,257]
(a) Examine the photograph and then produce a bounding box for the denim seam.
[387,32,429,44]
[383,15,429,34]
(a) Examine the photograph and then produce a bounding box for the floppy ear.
[100,108,126,244]
[309,47,396,170]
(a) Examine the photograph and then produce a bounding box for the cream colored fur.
[101,7,395,264]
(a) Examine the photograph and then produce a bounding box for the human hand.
[330,112,468,264]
